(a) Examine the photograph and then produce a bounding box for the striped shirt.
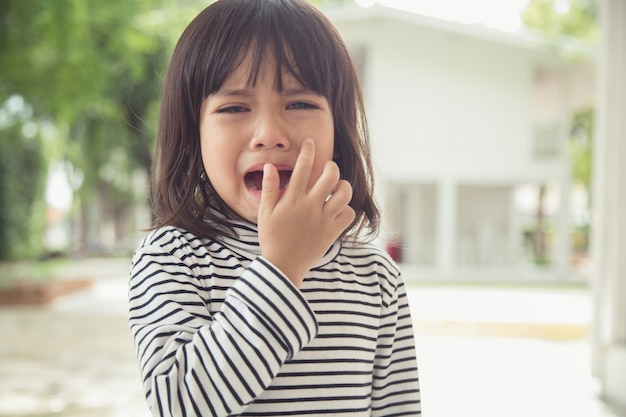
[128,222,421,416]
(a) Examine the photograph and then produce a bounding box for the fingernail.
[304,138,314,145]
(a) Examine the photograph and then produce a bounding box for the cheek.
[200,138,213,171]
[310,133,336,185]
[200,139,227,183]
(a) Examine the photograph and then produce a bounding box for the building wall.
[338,17,566,182]
[332,12,578,281]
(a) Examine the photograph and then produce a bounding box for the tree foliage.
[522,0,598,40]
[0,0,206,259]
[568,108,593,188]
[1,0,168,192]
[0,97,48,260]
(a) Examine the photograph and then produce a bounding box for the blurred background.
[1,0,624,416]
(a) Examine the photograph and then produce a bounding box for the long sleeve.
[371,275,422,415]
[129,226,422,417]
[128,237,318,417]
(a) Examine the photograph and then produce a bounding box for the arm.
[128,244,318,417]
[371,275,422,416]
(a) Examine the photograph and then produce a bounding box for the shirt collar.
[218,220,341,269]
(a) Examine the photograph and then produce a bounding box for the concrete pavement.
[0,257,623,417]
[0,258,149,417]
[406,286,624,417]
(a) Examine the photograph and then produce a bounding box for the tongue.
[246,170,291,190]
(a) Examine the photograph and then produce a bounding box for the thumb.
[259,163,280,217]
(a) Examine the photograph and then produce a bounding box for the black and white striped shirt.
[128,222,421,416]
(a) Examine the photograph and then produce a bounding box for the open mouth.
[244,170,292,191]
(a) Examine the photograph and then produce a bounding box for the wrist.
[261,254,306,288]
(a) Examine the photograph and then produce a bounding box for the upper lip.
[244,162,294,174]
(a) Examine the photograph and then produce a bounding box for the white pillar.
[554,177,572,279]
[555,64,573,280]
[436,177,456,277]
[507,186,521,264]
[403,184,422,265]
[591,0,626,409]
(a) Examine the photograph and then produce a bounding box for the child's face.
[200,54,335,224]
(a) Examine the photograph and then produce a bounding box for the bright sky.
[356,0,532,32]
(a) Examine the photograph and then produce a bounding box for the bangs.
[196,0,337,100]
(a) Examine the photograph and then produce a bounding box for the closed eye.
[287,101,319,110]
[216,105,249,114]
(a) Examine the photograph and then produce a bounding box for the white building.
[326,5,595,283]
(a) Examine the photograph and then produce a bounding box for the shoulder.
[138,226,199,250]
[339,239,400,277]
[133,226,219,266]
[138,225,231,254]
[133,226,243,270]
[336,240,403,304]
[131,226,197,269]
[334,240,405,308]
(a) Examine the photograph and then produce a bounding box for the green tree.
[0,0,207,259]
[0,96,49,260]
[522,0,597,40]
[522,0,597,259]
[568,109,593,189]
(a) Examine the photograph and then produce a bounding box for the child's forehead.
[219,50,307,91]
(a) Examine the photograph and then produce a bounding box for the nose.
[249,112,290,151]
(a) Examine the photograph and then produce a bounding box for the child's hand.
[258,138,355,288]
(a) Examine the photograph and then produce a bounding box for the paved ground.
[0,257,624,417]
[406,288,624,417]
[0,258,149,417]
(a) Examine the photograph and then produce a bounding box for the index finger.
[287,138,315,193]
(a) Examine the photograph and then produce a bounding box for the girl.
[128,0,422,416]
